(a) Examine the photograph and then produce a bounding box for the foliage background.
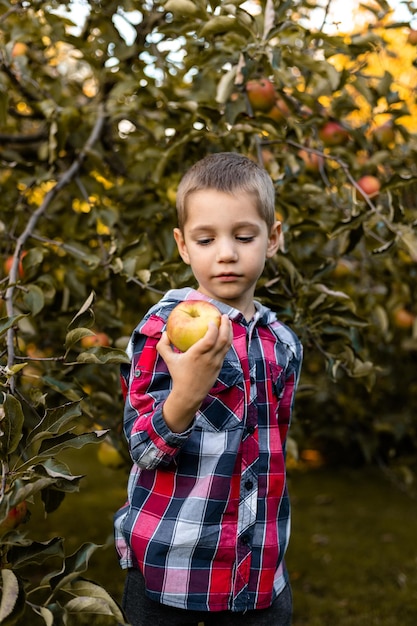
[1,0,417,623]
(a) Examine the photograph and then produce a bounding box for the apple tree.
[1,0,417,622]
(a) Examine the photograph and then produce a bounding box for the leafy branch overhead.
[1,0,417,623]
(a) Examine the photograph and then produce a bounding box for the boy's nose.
[217,240,238,262]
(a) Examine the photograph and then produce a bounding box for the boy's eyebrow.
[188,221,262,234]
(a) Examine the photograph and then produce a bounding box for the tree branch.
[0,130,47,144]
[4,102,107,386]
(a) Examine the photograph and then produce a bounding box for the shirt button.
[247,425,255,434]
[241,534,251,546]
[244,480,253,491]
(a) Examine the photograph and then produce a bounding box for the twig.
[0,2,24,24]
[0,130,48,144]
[0,460,9,502]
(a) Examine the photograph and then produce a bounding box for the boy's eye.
[196,238,213,245]
[236,235,255,242]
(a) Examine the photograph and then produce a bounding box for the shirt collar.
[161,287,275,327]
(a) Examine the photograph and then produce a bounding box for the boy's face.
[173,189,281,320]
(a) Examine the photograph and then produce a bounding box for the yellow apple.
[11,42,28,57]
[166,300,221,352]
[267,97,290,123]
[97,440,125,469]
[372,121,395,147]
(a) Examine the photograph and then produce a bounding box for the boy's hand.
[156,314,232,433]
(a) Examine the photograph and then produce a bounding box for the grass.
[288,466,417,625]
[30,448,417,625]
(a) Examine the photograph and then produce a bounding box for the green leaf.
[41,488,66,515]
[164,0,198,15]
[63,580,125,622]
[60,244,101,268]
[397,224,417,261]
[64,327,96,350]
[41,376,83,401]
[0,394,24,458]
[5,363,28,377]
[22,284,45,316]
[330,213,367,238]
[0,315,27,338]
[38,606,54,626]
[200,16,236,36]
[0,569,25,624]
[8,537,64,569]
[350,358,374,377]
[8,477,56,508]
[76,347,130,364]
[313,283,351,300]
[27,401,82,447]
[46,543,102,591]
[67,291,96,331]
[38,430,108,457]
[34,458,84,490]
[216,66,237,104]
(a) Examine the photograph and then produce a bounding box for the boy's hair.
[176,152,276,231]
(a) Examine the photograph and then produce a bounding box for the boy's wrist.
[162,389,202,433]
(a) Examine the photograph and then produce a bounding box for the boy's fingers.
[197,315,231,357]
[159,315,231,356]
[156,331,172,359]
[219,314,233,345]
[188,321,218,352]
[204,315,231,345]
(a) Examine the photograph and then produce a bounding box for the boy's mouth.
[216,273,241,281]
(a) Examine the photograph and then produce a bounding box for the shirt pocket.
[269,359,285,397]
[195,361,244,432]
[130,346,171,407]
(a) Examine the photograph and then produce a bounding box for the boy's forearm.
[162,387,203,433]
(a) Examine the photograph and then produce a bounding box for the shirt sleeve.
[122,320,193,470]
[279,339,303,449]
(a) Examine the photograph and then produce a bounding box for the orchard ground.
[30,447,417,626]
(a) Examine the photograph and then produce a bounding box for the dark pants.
[122,567,292,626]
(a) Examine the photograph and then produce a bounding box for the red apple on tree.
[319,120,350,146]
[80,331,110,348]
[298,149,324,172]
[246,78,276,113]
[3,251,27,278]
[407,28,417,45]
[267,98,290,123]
[392,307,415,329]
[0,501,29,534]
[166,300,221,352]
[356,175,381,200]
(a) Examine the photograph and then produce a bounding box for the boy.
[114,152,303,626]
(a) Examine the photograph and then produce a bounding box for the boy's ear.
[266,220,283,258]
[173,228,191,265]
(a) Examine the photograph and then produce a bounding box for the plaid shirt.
[114,288,302,613]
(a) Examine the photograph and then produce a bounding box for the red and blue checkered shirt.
[114,288,302,613]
